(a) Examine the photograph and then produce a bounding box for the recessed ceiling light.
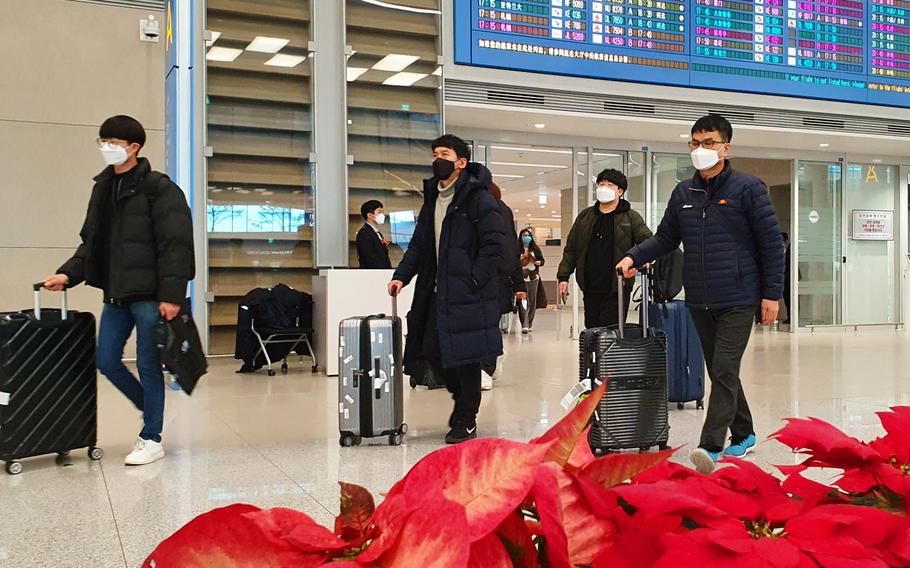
[382,72,427,87]
[206,47,243,62]
[372,54,420,72]
[265,54,306,67]
[246,36,290,54]
[206,31,222,47]
[514,209,519,212]
[551,210,556,213]
[347,67,368,82]
[819,143,830,148]
[526,199,532,203]
[534,123,546,129]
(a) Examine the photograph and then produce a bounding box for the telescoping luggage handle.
[615,267,649,339]
[32,283,68,321]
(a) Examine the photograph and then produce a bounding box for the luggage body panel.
[580,326,669,451]
[339,315,405,440]
[0,309,98,461]
[648,300,706,406]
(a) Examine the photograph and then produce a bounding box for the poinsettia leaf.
[357,494,413,564]
[632,460,699,485]
[780,470,841,508]
[495,511,540,568]
[581,448,676,489]
[877,406,910,458]
[285,522,347,553]
[142,504,322,568]
[770,417,881,467]
[532,463,617,567]
[370,497,470,568]
[532,380,607,468]
[529,463,571,568]
[386,438,550,542]
[467,533,513,568]
[337,482,376,538]
[566,425,596,473]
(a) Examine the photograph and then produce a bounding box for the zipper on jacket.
[691,185,710,310]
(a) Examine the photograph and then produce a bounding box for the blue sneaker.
[690,447,720,474]
[724,434,757,458]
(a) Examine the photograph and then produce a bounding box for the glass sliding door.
[797,161,843,327]
[651,154,695,228]
[844,163,900,325]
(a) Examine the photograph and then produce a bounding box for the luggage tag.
[0,392,8,406]
[560,379,592,411]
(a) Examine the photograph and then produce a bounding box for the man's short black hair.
[361,199,384,220]
[595,168,628,191]
[99,115,147,148]
[692,114,733,143]
[431,134,471,161]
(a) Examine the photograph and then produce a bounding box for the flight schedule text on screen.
[453,0,910,108]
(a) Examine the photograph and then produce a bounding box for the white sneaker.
[522,328,530,335]
[125,438,165,466]
[481,374,493,391]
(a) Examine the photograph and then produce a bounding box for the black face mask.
[433,158,457,181]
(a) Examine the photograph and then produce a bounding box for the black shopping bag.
[155,303,207,395]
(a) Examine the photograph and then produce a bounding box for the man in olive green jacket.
[557,169,652,329]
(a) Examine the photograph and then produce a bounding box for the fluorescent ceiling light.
[347,67,368,81]
[538,194,547,205]
[265,54,306,68]
[246,36,290,53]
[206,31,222,47]
[490,146,571,154]
[492,174,524,179]
[680,134,689,138]
[819,143,830,148]
[534,123,546,129]
[206,47,243,62]
[490,162,568,169]
[372,54,420,72]
[382,72,427,87]
[360,0,441,14]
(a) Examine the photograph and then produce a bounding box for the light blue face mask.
[522,235,533,245]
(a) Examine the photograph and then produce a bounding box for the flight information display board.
[453,0,910,108]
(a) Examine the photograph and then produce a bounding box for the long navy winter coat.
[627,162,784,311]
[393,163,505,368]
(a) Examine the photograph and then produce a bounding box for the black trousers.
[688,307,756,452]
[423,294,482,423]
[583,285,632,330]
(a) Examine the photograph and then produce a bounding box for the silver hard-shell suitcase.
[338,297,407,447]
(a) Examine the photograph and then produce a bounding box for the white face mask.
[691,147,721,171]
[374,213,386,226]
[99,143,129,166]
[595,186,618,204]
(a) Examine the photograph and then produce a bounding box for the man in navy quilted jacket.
[617,114,784,474]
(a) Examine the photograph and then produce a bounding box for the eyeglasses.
[687,139,726,150]
[96,138,127,148]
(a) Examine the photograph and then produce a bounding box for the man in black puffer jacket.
[618,114,784,475]
[43,115,194,467]
[389,135,504,444]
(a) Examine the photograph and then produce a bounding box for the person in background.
[782,232,791,324]
[388,134,504,444]
[481,183,527,391]
[517,228,545,334]
[42,115,195,467]
[557,169,652,329]
[356,200,392,269]
[617,114,784,474]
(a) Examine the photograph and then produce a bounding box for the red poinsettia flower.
[771,407,910,510]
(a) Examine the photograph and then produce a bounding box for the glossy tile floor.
[2,311,910,567]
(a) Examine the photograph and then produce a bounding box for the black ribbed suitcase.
[0,286,103,475]
[579,271,669,453]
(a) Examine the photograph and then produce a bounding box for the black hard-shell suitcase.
[580,271,669,453]
[0,286,103,474]
[648,300,705,410]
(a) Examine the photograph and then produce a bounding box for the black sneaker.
[446,421,478,444]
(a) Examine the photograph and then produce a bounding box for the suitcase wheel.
[677,402,685,410]
[5,461,22,475]
[639,447,651,453]
[340,435,362,447]
[399,423,409,435]
[389,433,403,446]
[57,451,70,457]
[89,447,104,461]
[696,400,705,410]
[281,363,289,374]
[409,376,417,389]
[658,442,670,451]
[311,365,319,373]
[268,369,277,377]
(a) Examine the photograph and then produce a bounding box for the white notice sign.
[851,210,893,241]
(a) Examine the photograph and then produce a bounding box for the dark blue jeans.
[96,301,164,443]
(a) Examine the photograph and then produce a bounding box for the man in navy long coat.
[389,135,505,444]
[618,114,784,474]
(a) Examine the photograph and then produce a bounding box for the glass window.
[797,162,843,327]
[845,163,900,325]
[205,0,312,354]
[345,0,442,268]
